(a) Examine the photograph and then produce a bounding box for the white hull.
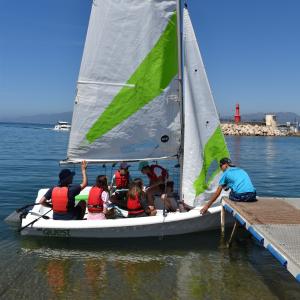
[53,127,70,131]
[53,122,71,131]
[21,208,231,238]
[53,126,71,131]
[20,189,233,239]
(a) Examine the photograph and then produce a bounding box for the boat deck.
[222,197,300,283]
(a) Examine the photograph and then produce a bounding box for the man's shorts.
[229,191,257,202]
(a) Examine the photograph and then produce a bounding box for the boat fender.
[267,244,287,267]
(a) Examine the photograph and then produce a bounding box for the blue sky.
[0,0,300,119]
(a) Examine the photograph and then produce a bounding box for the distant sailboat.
[15,0,231,238]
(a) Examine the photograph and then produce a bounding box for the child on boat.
[110,162,132,192]
[110,162,132,209]
[138,161,173,209]
[127,178,156,218]
[87,175,111,220]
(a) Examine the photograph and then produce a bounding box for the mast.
[176,0,184,201]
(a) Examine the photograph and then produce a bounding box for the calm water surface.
[0,123,300,299]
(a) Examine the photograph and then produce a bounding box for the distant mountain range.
[0,112,72,125]
[1,111,299,125]
[221,112,300,124]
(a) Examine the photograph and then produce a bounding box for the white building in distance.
[265,114,277,128]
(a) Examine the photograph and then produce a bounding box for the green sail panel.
[86,13,178,144]
[193,126,230,196]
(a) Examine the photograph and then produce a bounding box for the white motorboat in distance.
[54,121,71,131]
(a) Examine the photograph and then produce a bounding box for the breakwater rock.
[221,123,286,136]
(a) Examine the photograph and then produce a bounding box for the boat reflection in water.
[19,233,300,299]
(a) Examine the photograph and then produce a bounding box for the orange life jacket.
[115,170,129,189]
[127,192,144,215]
[87,186,104,213]
[148,165,168,185]
[52,187,68,213]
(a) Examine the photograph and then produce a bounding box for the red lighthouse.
[234,103,241,124]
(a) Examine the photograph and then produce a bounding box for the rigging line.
[143,145,160,162]
[110,163,116,183]
[176,0,184,202]
[160,203,168,241]
[102,164,107,177]
[77,80,135,88]
[162,173,169,218]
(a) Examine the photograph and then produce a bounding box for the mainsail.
[181,8,229,206]
[66,0,180,162]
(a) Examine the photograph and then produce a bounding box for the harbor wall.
[221,123,287,136]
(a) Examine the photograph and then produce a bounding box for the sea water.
[0,122,299,299]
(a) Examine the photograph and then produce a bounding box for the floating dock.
[221,197,300,283]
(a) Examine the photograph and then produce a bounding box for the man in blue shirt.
[200,157,256,214]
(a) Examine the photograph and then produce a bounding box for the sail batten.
[77,81,135,88]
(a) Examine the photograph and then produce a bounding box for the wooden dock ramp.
[221,197,300,283]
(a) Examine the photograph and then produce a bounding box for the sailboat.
[14,0,231,238]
